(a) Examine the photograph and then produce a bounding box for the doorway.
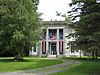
[50,42,57,55]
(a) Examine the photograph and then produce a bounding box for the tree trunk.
[14,53,23,61]
[92,50,95,60]
[95,50,98,59]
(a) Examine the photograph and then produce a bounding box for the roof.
[40,21,67,26]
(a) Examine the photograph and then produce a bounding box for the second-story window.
[52,31,56,39]
[49,29,57,40]
[59,29,63,40]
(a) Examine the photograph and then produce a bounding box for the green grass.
[50,57,100,75]
[0,57,63,72]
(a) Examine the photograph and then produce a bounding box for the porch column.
[46,29,49,55]
[57,29,59,56]
[63,28,66,55]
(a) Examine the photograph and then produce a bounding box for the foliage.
[56,11,72,25]
[0,0,41,60]
[67,0,100,59]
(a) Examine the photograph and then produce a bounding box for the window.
[32,46,36,52]
[49,29,57,40]
[33,46,36,52]
[71,44,75,53]
[59,29,63,40]
[69,42,74,53]
[71,49,74,53]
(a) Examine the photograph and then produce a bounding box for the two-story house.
[30,21,83,57]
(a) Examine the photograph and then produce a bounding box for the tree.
[56,11,72,24]
[0,0,40,60]
[68,0,100,59]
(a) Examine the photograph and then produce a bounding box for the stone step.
[47,55,57,58]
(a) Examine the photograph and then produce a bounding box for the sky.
[38,0,72,21]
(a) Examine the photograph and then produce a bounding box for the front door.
[51,42,57,55]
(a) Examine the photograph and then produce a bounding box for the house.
[30,21,83,57]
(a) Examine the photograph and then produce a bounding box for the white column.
[63,28,66,56]
[57,29,59,56]
[46,29,49,55]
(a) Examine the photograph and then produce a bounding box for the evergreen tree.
[68,0,100,59]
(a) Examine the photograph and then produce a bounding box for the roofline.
[40,21,67,25]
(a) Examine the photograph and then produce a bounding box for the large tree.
[68,0,100,59]
[0,0,41,60]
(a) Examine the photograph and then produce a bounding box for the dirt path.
[0,59,81,75]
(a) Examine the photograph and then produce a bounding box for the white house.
[30,21,83,57]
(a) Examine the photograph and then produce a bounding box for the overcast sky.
[38,0,72,21]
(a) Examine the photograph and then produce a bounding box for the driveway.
[0,59,80,75]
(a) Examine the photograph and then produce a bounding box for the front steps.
[47,55,57,58]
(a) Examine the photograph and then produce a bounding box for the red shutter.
[60,41,62,53]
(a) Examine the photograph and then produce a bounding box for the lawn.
[50,57,100,75]
[0,57,63,72]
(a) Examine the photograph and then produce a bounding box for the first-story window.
[32,45,36,52]
[33,46,36,52]
[71,49,74,53]
[69,42,74,53]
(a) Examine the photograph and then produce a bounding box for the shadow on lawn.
[0,58,33,62]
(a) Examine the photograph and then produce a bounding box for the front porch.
[41,40,64,58]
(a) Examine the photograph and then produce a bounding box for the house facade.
[30,21,82,57]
